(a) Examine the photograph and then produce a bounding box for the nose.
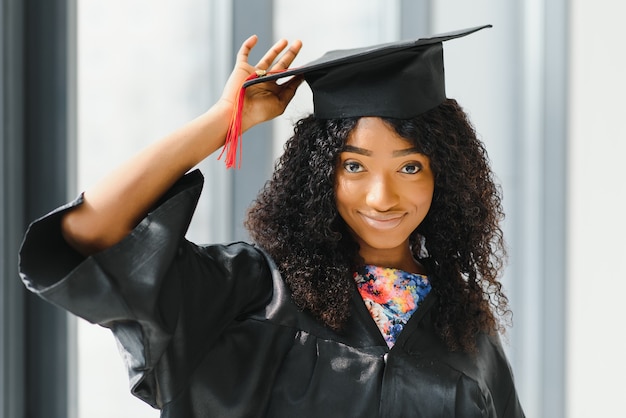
[365,174,398,212]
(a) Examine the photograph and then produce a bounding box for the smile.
[359,213,406,230]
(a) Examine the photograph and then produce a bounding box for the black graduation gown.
[19,169,525,418]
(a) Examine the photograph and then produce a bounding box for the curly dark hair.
[245,98,509,352]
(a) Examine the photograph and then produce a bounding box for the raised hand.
[220,35,304,133]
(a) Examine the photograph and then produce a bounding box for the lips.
[359,212,406,230]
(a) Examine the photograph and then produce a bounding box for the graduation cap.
[221,24,492,168]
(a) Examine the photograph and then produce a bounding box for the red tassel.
[219,73,256,168]
[219,69,288,169]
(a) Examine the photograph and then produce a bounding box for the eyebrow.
[341,145,422,158]
[342,145,372,156]
[392,147,422,157]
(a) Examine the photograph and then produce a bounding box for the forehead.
[344,117,417,153]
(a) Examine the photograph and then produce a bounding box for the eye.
[343,161,364,173]
[399,162,422,174]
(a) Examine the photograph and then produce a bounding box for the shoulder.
[399,302,523,417]
[446,333,524,417]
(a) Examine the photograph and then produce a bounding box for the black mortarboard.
[221,24,491,167]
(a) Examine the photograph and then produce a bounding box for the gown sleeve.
[18,169,273,409]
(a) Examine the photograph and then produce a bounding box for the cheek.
[410,183,435,215]
[425,187,435,208]
[334,182,351,217]
[334,181,365,232]
[422,184,435,205]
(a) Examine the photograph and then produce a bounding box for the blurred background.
[1,0,624,417]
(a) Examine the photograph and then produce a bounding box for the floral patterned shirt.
[354,265,431,348]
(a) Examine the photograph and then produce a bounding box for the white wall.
[567,2,626,417]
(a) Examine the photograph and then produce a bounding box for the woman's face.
[335,117,435,267]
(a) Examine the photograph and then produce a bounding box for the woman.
[19,25,525,417]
